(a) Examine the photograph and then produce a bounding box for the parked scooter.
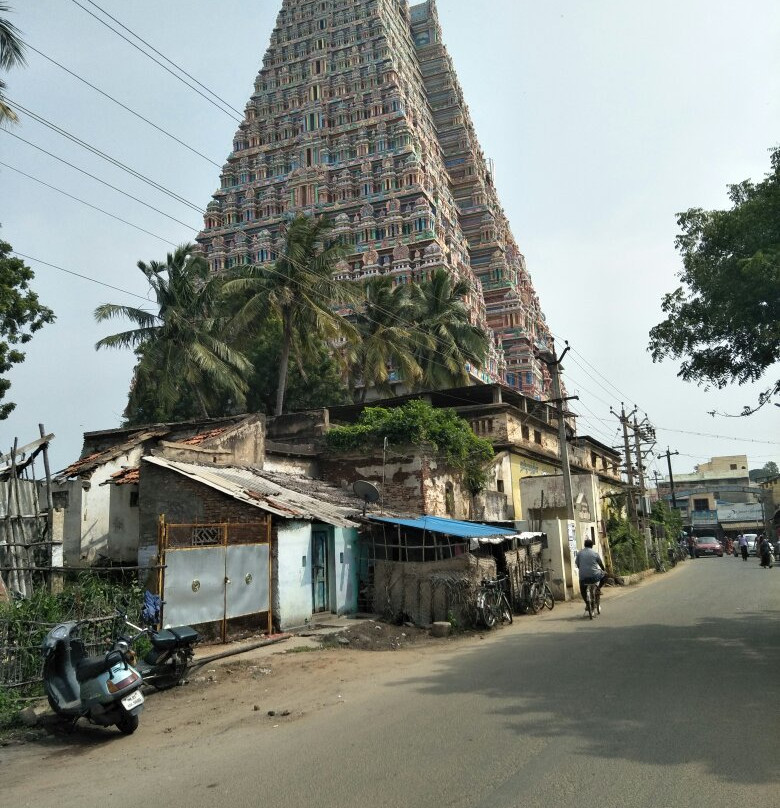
[115,593,200,691]
[42,620,144,734]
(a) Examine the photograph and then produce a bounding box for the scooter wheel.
[116,713,139,735]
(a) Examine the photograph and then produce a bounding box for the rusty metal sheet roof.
[143,457,361,528]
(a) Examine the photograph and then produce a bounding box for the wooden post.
[38,424,60,592]
[8,440,29,596]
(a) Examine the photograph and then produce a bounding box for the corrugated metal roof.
[367,515,518,539]
[143,457,361,528]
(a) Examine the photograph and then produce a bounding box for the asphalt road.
[4,556,778,807]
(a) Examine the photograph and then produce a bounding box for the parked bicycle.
[584,581,601,620]
[476,575,513,629]
[650,548,666,573]
[519,569,555,614]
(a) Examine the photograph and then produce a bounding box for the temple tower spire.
[197,0,553,396]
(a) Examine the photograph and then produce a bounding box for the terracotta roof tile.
[180,427,229,446]
[109,466,140,485]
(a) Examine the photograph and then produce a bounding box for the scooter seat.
[76,650,125,682]
[151,625,199,650]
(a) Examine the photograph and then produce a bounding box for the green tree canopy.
[649,146,780,414]
[95,244,250,424]
[408,268,490,391]
[347,275,423,401]
[243,315,351,415]
[0,238,55,419]
[223,215,358,416]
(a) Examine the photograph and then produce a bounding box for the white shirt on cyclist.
[575,547,605,582]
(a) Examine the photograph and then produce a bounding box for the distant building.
[657,454,765,537]
[757,474,780,537]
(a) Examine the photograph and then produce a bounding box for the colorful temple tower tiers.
[196,0,552,396]
[409,0,552,396]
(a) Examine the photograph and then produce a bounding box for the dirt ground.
[316,617,434,651]
[0,616,474,753]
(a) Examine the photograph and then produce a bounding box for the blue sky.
[1,0,778,476]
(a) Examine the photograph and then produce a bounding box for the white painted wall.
[58,482,83,566]
[330,526,359,615]
[276,521,313,630]
[56,448,144,564]
[107,483,139,563]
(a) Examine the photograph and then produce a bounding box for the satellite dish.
[353,480,380,515]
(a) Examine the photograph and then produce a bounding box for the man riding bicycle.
[575,538,607,611]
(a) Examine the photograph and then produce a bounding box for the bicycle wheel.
[530,584,544,614]
[500,594,513,624]
[518,583,530,614]
[477,591,496,628]
[543,584,555,611]
[586,586,594,620]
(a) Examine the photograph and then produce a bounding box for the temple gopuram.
[196,0,554,398]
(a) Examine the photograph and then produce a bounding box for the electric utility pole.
[540,343,576,526]
[632,413,656,530]
[632,413,656,559]
[539,341,580,595]
[658,447,679,509]
[611,404,637,529]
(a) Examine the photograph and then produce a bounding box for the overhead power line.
[23,41,222,168]
[1,129,199,230]
[654,426,780,446]
[80,0,245,118]
[69,0,243,123]
[570,346,638,405]
[13,252,153,302]
[0,160,177,246]
[9,100,205,215]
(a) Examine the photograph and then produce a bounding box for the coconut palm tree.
[0,4,25,125]
[224,215,358,415]
[348,275,423,401]
[409,268,490,390]
[95,244,250,422]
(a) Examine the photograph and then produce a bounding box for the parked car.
[695,536,723,557]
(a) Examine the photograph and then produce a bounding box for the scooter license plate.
[121,690,144,710]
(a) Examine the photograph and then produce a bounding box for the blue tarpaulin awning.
[367,515,542,546]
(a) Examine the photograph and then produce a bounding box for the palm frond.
[95,327,158,351]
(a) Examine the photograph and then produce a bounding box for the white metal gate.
[159,520,271,641]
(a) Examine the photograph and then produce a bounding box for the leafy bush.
[0,571,145,724]
[326,400,494,493]
[607,515,646,575]
[650,500,683,552]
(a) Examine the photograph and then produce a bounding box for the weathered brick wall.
[320,448,427,513]
[266,410,328,442]
[320,448,472,518]
[138,462,266,551]
[373,554,496,626]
